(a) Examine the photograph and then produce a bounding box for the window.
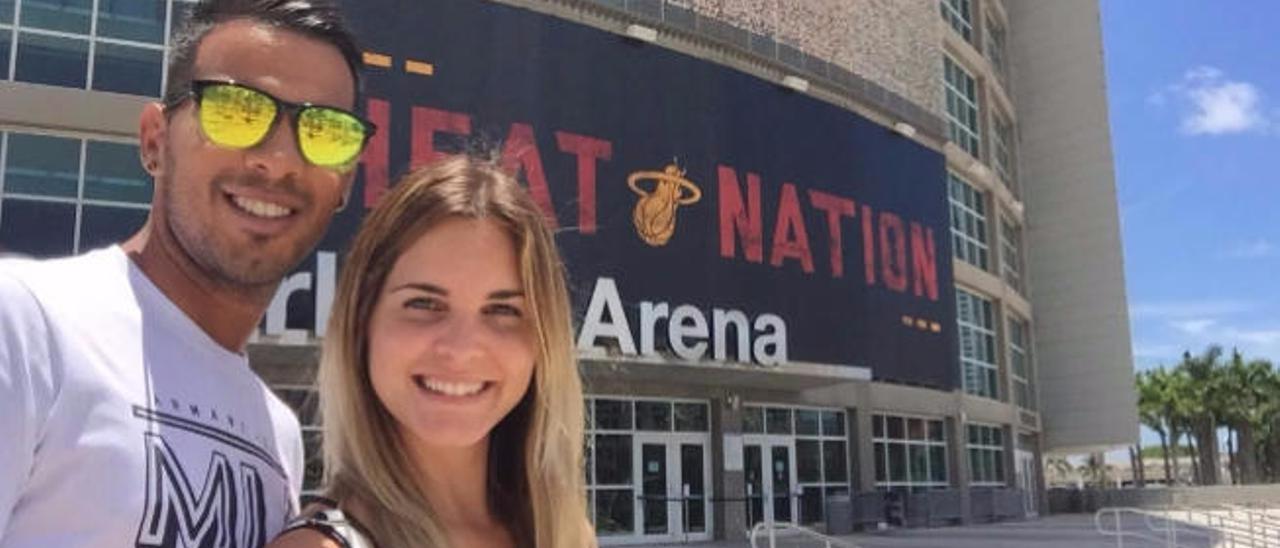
[15,32,89,88]
[584,397,711,536]
[939,0,972,42]
[873,414,948,492]
[744,405,848,525]
[0,28,12,75]
[956,288,998,399]
[985,15,1008,84]
[1008,316,1035,411]
[949,172,988,270]
[5,0,178,96]
[97,0,167,44]
[0,131,151,258]
[992,112,1016,192]
[92,41,163,96]
[967,424,1006,486]
[84,140,152,203]
[999,218,1022,292]
[944,55,981,157]
[20,0,93,33]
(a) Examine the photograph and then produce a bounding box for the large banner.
[274,0,958,389]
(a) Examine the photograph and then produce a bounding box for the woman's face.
[368,217,535,449]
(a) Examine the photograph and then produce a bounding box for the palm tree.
[1137,369,1172,484]
[1216,352,1272,484]
[1179,346,1224,485]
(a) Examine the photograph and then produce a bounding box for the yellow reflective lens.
[198,84,276,149]
[298,107,366,167]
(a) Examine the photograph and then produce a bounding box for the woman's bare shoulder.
[266,527,344,548]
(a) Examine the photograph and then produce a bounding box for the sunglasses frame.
[165,79,378,167]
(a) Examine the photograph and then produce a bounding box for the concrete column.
[715,394,747,541]
[853,408,877,492]
[1003,425,1017,489]
[948,416,973,523]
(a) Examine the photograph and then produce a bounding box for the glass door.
[1016,449,1038,517]
[743,437,797,527]
[633,433,713,543]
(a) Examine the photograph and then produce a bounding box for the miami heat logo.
[627,163,701,246]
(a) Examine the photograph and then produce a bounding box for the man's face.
[152,19,356,288]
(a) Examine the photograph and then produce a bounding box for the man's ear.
[336,172,356,212]
[138,103,168,179]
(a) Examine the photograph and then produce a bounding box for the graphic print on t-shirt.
[132,398,290,548]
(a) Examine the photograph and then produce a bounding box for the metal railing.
[748,521,860,548]
[1096,505,1280,548]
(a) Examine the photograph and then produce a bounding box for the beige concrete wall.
[1007,0,1137,453]
[681,0,944,116]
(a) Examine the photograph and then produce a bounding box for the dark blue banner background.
[307,0,959,389]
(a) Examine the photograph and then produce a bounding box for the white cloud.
[1225,239,1276,259]
[1171,319,1217,335]
[1156,66,1271,136]
[1128,299,1254,320]
[1132,342,1184,359]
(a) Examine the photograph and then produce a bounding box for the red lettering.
[500,123,557,227]
[410,106,471,167]
[769,183,814,273]
[718,166,764,263]
[359,97,390,208]
[861,204,876,286]
[555,132,612,235]
[807,190,856,278]
[878,212,908,293]
[910,223,939,301]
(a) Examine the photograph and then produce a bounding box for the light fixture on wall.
[624,24,658,43]
[892,121,917,138]
[780,74,810,93]
[723,392,742,410]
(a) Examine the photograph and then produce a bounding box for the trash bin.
[884,490,906,527]
[824,493,853,535]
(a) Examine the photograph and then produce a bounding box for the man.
[0,1,373,545]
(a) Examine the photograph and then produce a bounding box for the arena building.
[0,0,1136,542]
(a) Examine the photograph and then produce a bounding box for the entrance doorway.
[743,436,797,527]
[634,433,712,543]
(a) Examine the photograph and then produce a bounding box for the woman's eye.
[484,303,524,318]
[403,297,445,311]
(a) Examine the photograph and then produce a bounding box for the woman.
[270,156,593,547]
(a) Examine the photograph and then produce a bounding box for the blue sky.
[1103,0,1280,377]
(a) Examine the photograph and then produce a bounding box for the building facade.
[0,0,1136,543]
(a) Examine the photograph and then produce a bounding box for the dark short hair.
[164,0,363,108]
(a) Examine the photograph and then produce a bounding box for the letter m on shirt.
[135,433,265,547]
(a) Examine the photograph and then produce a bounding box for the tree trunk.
[1227,428,1237,485]
[1239,424,1259,485]
[1160,432,1172,485]
[1136,445,1146,489]
[1170,429,1182,485]
[1194,420,1219,485]
[1189,436,1202,485]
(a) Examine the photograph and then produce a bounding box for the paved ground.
[635,513,1223,547]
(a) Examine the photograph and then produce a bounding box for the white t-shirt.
[0,246,304,548]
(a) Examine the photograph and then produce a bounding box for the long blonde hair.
[317,156,589,547]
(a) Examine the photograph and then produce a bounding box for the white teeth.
[419,377,485,397]
[231,195,293,219]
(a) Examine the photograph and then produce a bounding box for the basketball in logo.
[627,163,701,246]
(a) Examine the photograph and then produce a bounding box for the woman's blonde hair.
[317,155,588,547]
